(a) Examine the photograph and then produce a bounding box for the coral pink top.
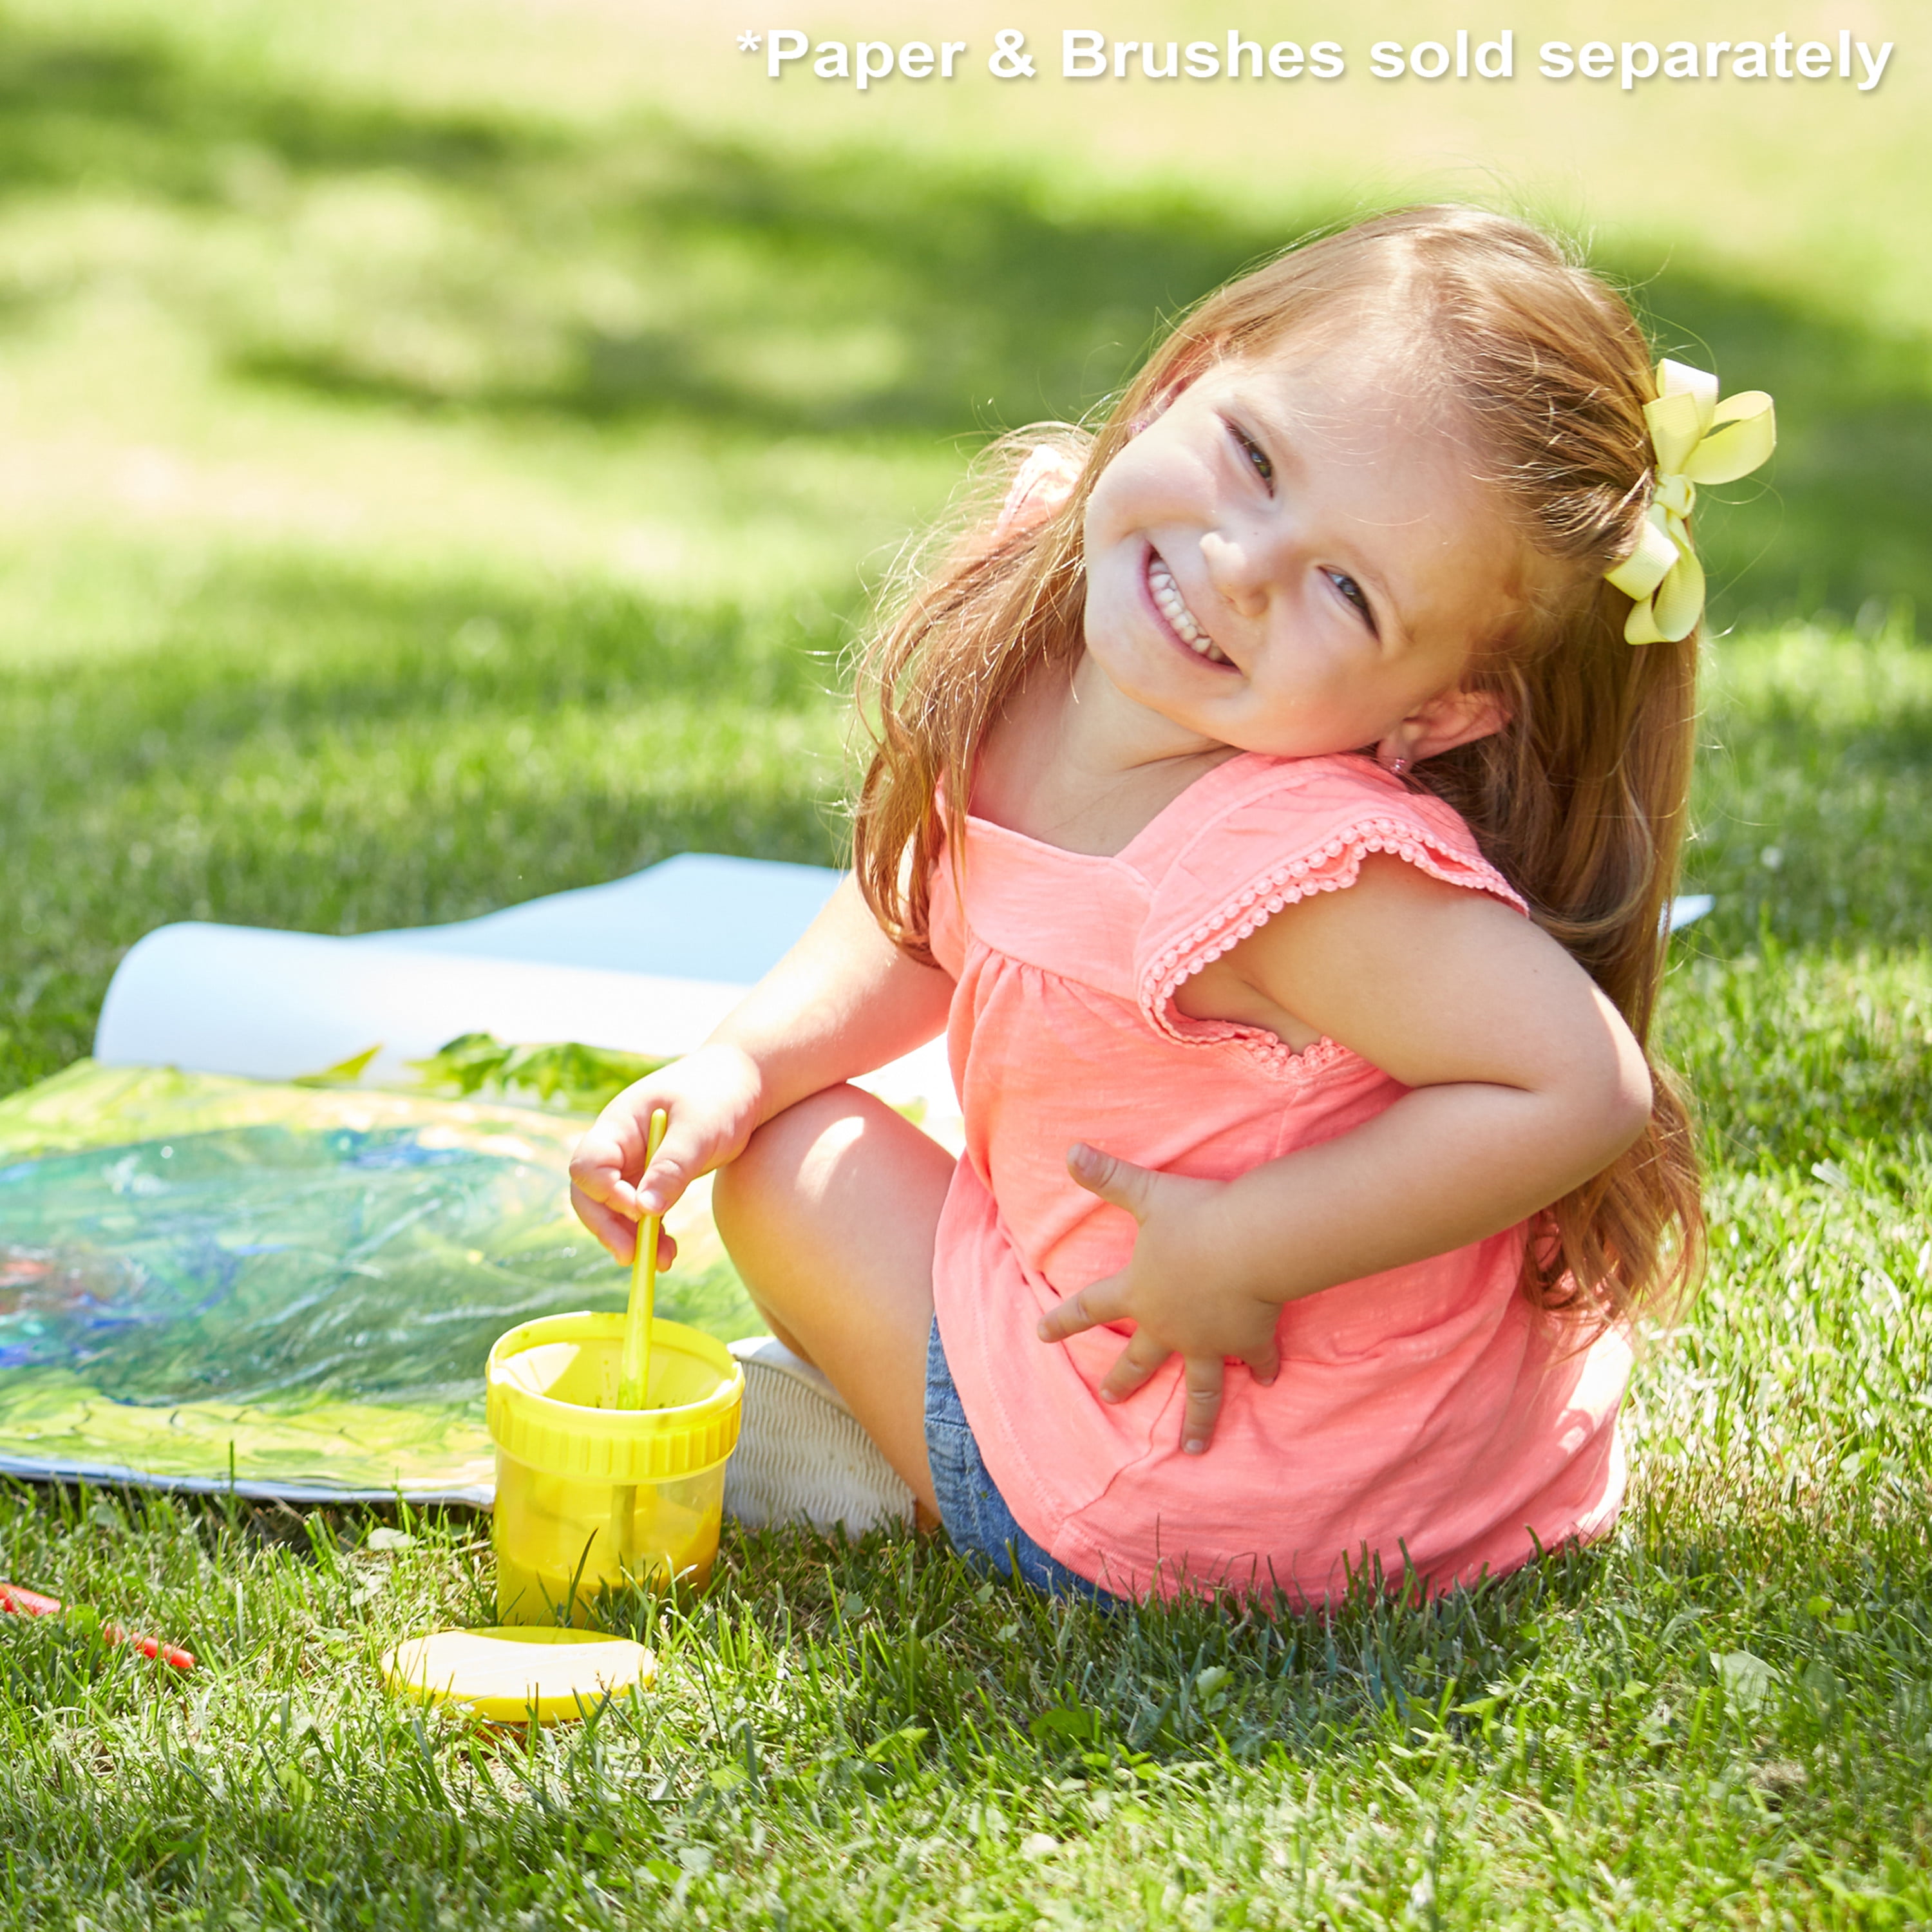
[925,751,1631,1602]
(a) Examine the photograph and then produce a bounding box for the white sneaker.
[723,1335,915,1533]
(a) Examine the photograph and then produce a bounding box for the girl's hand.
[569,874,954,1268]
[1036,1141,1282,1457]
[568,1043,765,1267]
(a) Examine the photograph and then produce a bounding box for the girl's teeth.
[1148,558,1230,664]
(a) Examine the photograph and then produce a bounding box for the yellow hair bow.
[1604,359,1776,645]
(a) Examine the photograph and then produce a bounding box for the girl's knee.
[712,1085,869,1238]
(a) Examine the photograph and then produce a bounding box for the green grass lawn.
[3,2,1931,1925]
[8,623,1931,1931]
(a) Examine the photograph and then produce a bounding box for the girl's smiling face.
[1080,338,1529,764]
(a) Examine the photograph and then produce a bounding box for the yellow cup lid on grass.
[381,1625,656,1725]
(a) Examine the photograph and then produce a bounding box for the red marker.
[1,1579,196,1672]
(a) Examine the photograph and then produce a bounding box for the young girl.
[571,205,1774,1603]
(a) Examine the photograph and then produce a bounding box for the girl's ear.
[995,444,1084,536]
[1380,685,1511,768]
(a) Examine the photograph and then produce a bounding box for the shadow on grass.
[240,140,1287,442]
[0,552,853,1090]
[675,1488,1922,1783]
[0,550,852,835]
[0,30,541,197]
[0,17,1926,618]
[0,556,842,756]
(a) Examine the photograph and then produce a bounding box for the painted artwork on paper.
[0,1063,758,1501]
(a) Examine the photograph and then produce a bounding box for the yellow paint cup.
[486,1312,743,1623]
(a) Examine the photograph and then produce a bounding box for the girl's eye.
[1231,425,1273,486]
[1327,569,1377,632]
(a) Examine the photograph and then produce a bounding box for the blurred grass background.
[1,3,1929,1925]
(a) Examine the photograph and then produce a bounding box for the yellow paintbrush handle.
[616,1109,668,1410]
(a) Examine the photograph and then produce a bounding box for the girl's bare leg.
[710,1084,954,1521]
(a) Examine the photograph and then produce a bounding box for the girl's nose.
[1200,529,1274,620]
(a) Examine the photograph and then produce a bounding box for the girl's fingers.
[570,1183,640,1264]
[1098,1332,1170,1404]
[565,1184,681,1271]
[1243,1336,1281,1387]
[635,1133,704,1218]
[1179,1356,1226,1455]
[580,1077,673,1168]
[1065,1142,1159,1221]
[568,1126,644,1215]
[1036,1274,1127,1344]
[571,1090,721,1220]
[635,1095,748,1218]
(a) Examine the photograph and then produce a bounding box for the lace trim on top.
[1137,813,1527,1077]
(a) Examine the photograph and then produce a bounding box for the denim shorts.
[923,1318,1114,1602]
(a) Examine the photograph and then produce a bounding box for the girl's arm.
[1037,853,1653,1452]
[570,875,954,1260]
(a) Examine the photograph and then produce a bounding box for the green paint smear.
[0,1062,762,1498]
[0,1369,495,1497]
